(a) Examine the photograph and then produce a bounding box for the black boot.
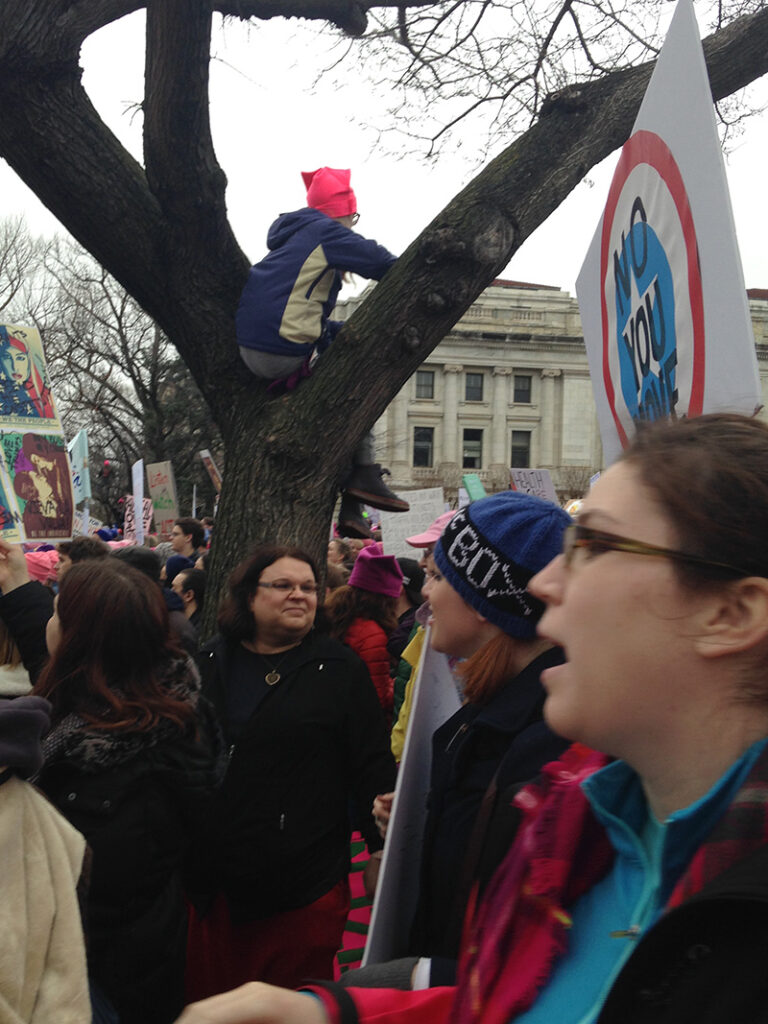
[337,495,374,540]
[343,464,410,513]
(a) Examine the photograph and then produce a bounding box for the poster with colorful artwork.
[0,325,60,431]
[0,432,75,541]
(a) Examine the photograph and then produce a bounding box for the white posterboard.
[509,468,558,503]
[576,0,761,465]
[380,487,446,559]
[363,628,462,965]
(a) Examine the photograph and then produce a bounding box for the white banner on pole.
[131,459,145,545]
[576,0,760,464]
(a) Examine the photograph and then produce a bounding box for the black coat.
[37,669,224,1024]
[597,840,768,1024]
[411,647,569,963]
[196,631,397,920]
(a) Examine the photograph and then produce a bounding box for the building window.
[511,430,531,468]
[415,370,434,399]
[465,372,484,402]
[413,426,434,467]
[463,428,483,469]
[514,374,532,403]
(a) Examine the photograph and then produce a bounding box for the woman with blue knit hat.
[348,491,572,991]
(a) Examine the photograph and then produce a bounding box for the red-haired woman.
[20,558,222,1024]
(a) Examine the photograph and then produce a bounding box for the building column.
[489,367,513,487]
[438,364,463,490]
[388,385,410,485]
[539,369,561,468]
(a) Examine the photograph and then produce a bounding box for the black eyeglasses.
[562,523,749,578]
[256,581,320,595]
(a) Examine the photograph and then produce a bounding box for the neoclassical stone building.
[336,280,768,502]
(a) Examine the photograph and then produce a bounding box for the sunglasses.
[562,523,748,578]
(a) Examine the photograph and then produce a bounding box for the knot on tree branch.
[419,228,468,265]
[402,325,421,352]
[332,3,367,36]
[422,281,470,314]
[471,215,518,266]
[540,85,589,119]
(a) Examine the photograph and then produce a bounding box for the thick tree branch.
[262,5,768,473]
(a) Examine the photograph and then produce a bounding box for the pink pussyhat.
[302,167,357,218]
[348,545,403,598]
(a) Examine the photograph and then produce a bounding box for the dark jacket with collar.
[195,630,396,920]
[236,207,396,359]
[411,646,569,962]
[37,660,225,1024]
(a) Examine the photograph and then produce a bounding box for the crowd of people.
[2,413,768,1024]
[4,157,768,1024]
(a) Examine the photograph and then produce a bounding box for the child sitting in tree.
[236,167,408,536]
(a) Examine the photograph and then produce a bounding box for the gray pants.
[239,346,375,465]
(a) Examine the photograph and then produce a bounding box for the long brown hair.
[34,560,194,732]
[324,584,398,641]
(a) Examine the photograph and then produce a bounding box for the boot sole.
[344,488,410,513]
[338,520,374,540]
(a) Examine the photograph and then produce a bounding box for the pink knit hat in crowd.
[348,544,403,598]
[302,167,357,218]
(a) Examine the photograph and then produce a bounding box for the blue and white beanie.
[433,492,571,638]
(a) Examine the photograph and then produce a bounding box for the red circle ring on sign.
[599,129,705,449]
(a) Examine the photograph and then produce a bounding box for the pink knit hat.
[302,167,357,218]
[348,544,403,598]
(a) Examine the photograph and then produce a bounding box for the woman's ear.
[693,577,768,658]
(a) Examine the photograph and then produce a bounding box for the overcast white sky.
[2,8,768,295]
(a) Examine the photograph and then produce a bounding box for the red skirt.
[185,879,350,999]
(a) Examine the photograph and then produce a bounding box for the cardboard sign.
[363,629,462,965]
[380,487,446,559]
[576,0,760,464]
[123,496,154,542]
[461,473,487,501]
[147,460,179,537]
[509,468,558,503]
[67,429,92,503]
[199,449,222,493]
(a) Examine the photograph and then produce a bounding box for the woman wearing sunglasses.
[178,413,768,1024]
[185,545,395,1001]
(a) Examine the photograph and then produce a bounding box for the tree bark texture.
[1,1,768,631]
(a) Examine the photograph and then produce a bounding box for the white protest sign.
[72,510,104,536]
[509,468,558,503]
[380,487,446,559]
[576,0,760,465]
[123,496,153,542]
[131,459,145,545]
[363,628,462,965]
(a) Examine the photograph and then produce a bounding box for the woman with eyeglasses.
[186,545,396,1001]
[177,413,768,1024]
